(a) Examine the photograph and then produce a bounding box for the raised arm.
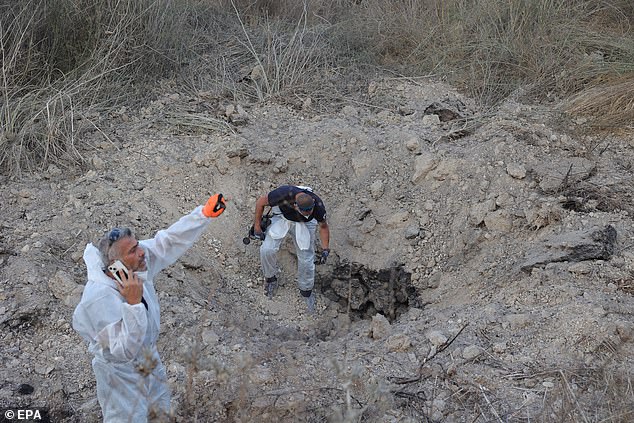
[141,195,226,278]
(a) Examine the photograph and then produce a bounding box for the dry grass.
[228,0,339,102]
[2,0,633,174]
[538,365,634,423]
[333,0,634,106]
[0,0,218,176]
[561,179,634,215]
[566,76,634,132]
[228,0,351,24]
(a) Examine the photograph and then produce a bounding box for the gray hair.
[97,227,133,267]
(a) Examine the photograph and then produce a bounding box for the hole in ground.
[317,261,419,323]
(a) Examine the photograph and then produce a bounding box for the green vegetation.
[1,0,632,173]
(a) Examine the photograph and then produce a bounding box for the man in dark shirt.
[252,185,330,312]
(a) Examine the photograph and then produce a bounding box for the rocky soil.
[1,78,633,422]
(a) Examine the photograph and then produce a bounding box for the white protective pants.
[93,348,170,422]
[260,211,317,292]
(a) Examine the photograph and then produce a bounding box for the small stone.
[462,345,482,360]
[411,152,438,184]
[427,272,441,289]
[507,163,526,179]
[360,217,377,234]
[35,365,55,375]
[506,313,532,329]
[48,270,83,300]
[492,342,507,353]
[422,114,441,125]
[370,314,391,340]
[484,210,512,232]
[404,226,420,239]
[405,136,419,151]
[386,333,412,352]
[369,180,384,199]
[92,155,105,170]
[427,330,447,347]
[568,262,591,275]
[341,105,358,117]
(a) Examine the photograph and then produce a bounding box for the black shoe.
[305,291,316,313]
[265,276,278,298]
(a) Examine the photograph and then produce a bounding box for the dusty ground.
[1,78,634,422]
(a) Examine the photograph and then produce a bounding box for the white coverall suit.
[260,206,317,291]
[73,206,211,422]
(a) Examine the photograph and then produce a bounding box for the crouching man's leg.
[296,220,317,312]
[260,233,283,298]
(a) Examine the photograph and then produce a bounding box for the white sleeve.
[73,293,148,362]
[95,303,148,361]
[141,206,210,279]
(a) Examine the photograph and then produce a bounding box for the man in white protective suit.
[252,185,330,313]
[72,194,226,422]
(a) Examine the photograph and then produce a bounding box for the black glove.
[319,249,330,264]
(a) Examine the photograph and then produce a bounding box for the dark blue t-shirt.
[267,185,327,223]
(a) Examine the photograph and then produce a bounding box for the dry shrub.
[230,0,633,115]
[538,365,634,423]
[0,88,82,175]
[225,0,354,24]
[562,179,634,215]
[326,0,634,107]
[0,0,219,176]
[180,0,347,105]
[566,75,634,131]
[616,278,634,295]
[175,334,393,422]
[450,362,634,422]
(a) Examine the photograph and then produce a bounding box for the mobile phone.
[107,260,129,284]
